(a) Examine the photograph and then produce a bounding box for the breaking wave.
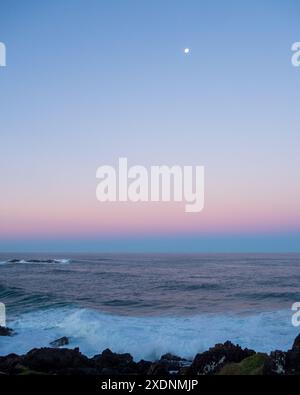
[0,258,71,265]
[0,307,298,361]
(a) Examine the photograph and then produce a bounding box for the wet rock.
[0,354,24,374]
[189,341,255,375]
[178,366,190,375]
[285,349,300,375]
[23,347,91,373]
[264,349,300,376]
[50,336,69,347]
[136,359,152,374]
[160,353,183,362]
[147,362,170,375]
[263,334,300,375]
[263,351,287,375]
[92,349,138,374]
[158,353,191,374]
[0,326,13,336]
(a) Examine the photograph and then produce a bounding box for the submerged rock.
[50,336,69,348]
[0,326,13,336]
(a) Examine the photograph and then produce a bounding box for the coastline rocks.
[0,326,14,336]
[263,351,287,375]
[285,349,300,375]
[0,354,23,375]
[155,353,191,375]
[50,336,69,348]
[189,341,255,375]
[1,333,300,375]
[91,349,138,374]
[147,362,169,375]
[263,346,300,375]
[22,347,91,374]
[136,359,152,374]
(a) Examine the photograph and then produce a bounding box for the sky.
[0,0,300,252]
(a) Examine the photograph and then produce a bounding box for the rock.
[23,347,91,373]
[50,336,69,347]
[0,354,23,374]
[292,333,300,351]
[285,349,300,374]
[189,341,255,375]
[219,353,268,375]
[147,362,169,375]
[160,353,183,362]
[263,333,300,376]
[136,359,152,374]
[263,351,287,375]
[178,366,190,375]
[91,349,138,374]
[0,326,13,336]
[158,353,190,374]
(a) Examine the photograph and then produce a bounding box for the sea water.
[0,253,299,361]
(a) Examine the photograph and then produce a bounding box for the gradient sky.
[0,0,300,252]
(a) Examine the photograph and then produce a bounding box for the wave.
[0,307,298,361]
[0,258,71,265]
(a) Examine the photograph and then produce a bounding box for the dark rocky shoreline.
[1,326,300,375]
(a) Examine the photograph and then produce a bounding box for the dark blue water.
[0,253,299,360]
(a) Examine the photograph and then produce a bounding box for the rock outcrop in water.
[50,337,69,348]
[2,334,300,375]
[0,326,14,336]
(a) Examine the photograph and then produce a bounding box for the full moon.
[184,48,190,54]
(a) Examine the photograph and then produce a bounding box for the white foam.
[54,259,70,264]
[0,258,71,265]
[0,307,298,361]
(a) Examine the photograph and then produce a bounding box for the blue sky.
[0,0,300,252]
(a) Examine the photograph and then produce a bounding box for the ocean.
[0,253,299,361]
